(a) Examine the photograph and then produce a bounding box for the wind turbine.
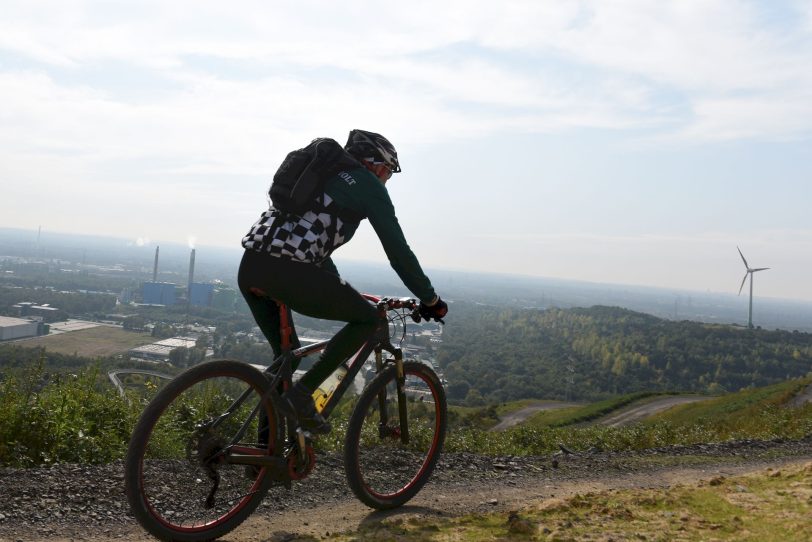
[737,247,769,329]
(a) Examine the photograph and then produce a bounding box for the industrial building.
[0,316,41,341]
[129,337,198,362]
[129,336,213,363]
[12,302,64,322]
[142,282,177,305]
[189,283,214,307]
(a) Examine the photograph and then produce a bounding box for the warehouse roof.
[0,316,37,327]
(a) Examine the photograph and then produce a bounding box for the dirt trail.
[789,382,812,407]
[225,456,812,541]
[490,401,579,431]
[2,439,810,542]
[596,395,706,427]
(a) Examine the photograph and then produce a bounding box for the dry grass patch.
[332,461,812,541]
[22,326,153,357]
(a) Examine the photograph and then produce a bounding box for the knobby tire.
[344,360,447,509]
[124,359,280,542]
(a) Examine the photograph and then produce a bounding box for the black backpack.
[269,138,361,216]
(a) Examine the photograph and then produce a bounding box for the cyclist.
[238,129,448,434]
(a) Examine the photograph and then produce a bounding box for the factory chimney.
[152,246,160,282]
[187,248,196,297]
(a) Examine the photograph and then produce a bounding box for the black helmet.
[344,129,401,173]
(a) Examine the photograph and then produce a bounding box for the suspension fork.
[374,345,409,444]
[375,347,387,435]
[394,348,409,444]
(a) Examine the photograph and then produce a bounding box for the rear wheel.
[344,360,447,509]
[124,359,279,542]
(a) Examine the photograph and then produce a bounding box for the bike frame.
[265,293,405,420]
[223,293,412,468]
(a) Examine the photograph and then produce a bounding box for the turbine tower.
[737,247,769,329]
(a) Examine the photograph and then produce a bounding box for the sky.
[1,1,811,301]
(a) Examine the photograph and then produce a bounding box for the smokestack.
[153,246,159,282]
[188,248,196,289]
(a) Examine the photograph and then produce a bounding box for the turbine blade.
[752,267,770,272]
[737,246,749,269]
[738,273,748,295]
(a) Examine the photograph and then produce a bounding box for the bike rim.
[136,369,274,533]
[354,368,443,501]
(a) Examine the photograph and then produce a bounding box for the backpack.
[269,138,361,216]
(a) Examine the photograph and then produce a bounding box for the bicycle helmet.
[344,129,401,173]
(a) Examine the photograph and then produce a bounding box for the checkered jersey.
[242,193,355,264]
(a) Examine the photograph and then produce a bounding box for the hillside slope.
[437,303,812,404]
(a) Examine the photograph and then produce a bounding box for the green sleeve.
[369,204,436,303]
[360,177,437,303]
[325,168,437,303]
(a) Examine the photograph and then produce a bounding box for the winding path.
[490,401,579,431]
[789,382,812,407]
[596,395,707,427]
[107,369,173,398]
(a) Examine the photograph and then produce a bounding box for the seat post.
[278,302,293,352]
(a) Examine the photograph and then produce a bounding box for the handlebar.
[362,294,444,325]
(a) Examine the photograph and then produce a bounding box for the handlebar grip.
[409,309,444,325]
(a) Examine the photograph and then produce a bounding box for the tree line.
[437,303,812,405]
[0,286,116,318]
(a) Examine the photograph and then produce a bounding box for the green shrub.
[0,365,138,466]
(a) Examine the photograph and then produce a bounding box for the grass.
[328,461,812,541]
[492,399,570,417]
[0,363,141,466]
[650,378,807,427]
[1,361,810,467]
[20,325,154,357]
[448,399,583,432]
[23,326,155,358]
[442,378,812,457]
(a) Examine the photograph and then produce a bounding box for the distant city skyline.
[2,2,811,301]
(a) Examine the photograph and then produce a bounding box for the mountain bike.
[124,294,447,542]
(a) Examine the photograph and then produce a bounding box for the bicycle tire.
[344,360,447,509]
[125,359,280,542]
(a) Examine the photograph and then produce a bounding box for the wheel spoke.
[345,362,446,509]
[126,360,278,540]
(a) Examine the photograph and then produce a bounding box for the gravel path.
[1,437,810,541]
[490,401,579,431]
[596,395,707,427]
[790,383,812,407]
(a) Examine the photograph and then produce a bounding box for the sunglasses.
[370,161,393,180]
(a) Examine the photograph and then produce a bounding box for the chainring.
[287,445,316,480]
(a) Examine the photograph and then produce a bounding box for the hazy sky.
[2,1,811,300]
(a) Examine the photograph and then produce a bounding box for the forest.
[437,303,812,404]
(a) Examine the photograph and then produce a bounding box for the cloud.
[1,0,811,299]
[1,0,810,159]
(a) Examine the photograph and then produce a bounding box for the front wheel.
[124,359,280,542]
[344,360,447,509]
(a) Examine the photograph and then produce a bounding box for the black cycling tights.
[237,249,380,391]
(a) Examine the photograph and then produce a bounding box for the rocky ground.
[1,436,810,541]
